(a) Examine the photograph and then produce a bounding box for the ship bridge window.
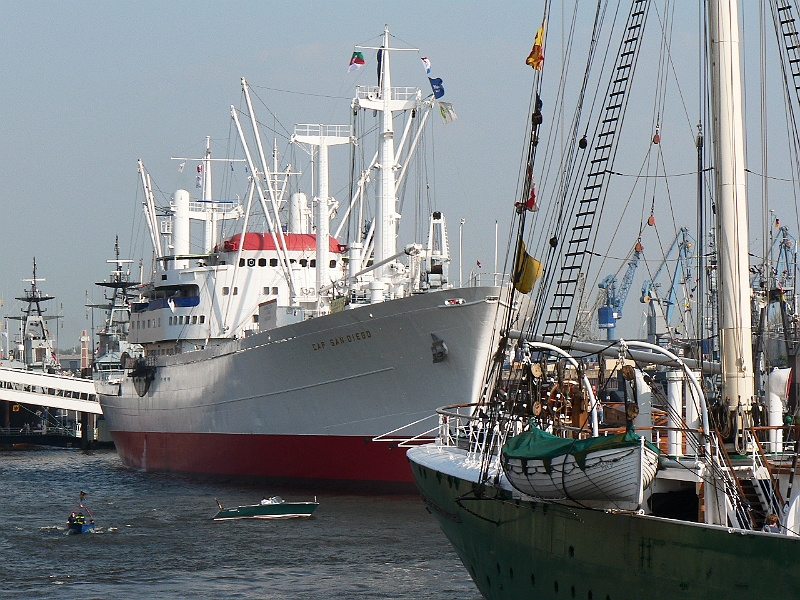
[270,258,278,267]
[192,315,197,324]
[223,287,230,295]
[329,260,336,268]
[200,315,205,324]
[252,315,259,323]
[272,287,278,295]
[258,258,267,267]
[299,259,308,267]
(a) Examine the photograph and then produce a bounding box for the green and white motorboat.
[213,496,319,520]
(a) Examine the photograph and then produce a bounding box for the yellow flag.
[526,21,546,70]
[513,239,542,294]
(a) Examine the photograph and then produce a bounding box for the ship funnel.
[172,189,191,268]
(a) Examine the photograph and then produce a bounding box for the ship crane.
[639,227,695,346]
[597,242,642,340]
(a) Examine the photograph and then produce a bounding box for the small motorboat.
[213,496,319,520]
[66,491,95,534]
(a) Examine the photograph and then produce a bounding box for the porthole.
[238,258,246,267]
[270,258,278,267]
[247,258,256,267]
[258,258,267,267]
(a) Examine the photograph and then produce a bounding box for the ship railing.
[0,425,82,438]
[371,414,439,447]
[293,123,351,138]
[355,86,420,102]
[465,272,511,287]
[434,403,523,459]
[743,428,786,522]
[709,430,756,530]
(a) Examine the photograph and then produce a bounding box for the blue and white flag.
[196,175,202,189]
[421,56,431,74]
[428,77,445,99]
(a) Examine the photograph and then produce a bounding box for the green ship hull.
[409,452,800,600]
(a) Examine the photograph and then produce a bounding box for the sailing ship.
[407,1,800,597]
[96,27,502,490]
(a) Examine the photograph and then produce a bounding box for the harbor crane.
[597,242,643,340]
[640,227,695,345]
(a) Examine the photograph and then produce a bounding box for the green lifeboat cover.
[502,424,660,472]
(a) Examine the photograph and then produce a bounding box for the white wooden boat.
[502,428,659,505]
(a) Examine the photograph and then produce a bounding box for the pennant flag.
[197,164,203,173]
[438,101,457,124]
[429,77,445,99]
[421,56,431,74]
[513,239,542,294]
[377,48,383,85]
[196,175,202,188]
[526,21,546,70]
[348,51,365,72]
[178,161,185,173]
[476,260,482,268]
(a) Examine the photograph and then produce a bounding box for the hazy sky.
[0,1,794,348]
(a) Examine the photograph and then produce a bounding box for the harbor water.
[0,448,480,599]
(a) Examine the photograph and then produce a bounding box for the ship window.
[200,315,205,324]
[299,259,308,267]
[310,259,316,268]
[247,258,256,267]
[233,287,238,295]
[272,287,278,295]
[258,258,267,267]
[330,260,336,268]
[239,258,246,267]
[223,287,230,295]
[192,315,197,324]
[270,258,278,267]
[252,314,259,323]
[147,320,151,328]
[290,259,296,264]
[158,318,161,327]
